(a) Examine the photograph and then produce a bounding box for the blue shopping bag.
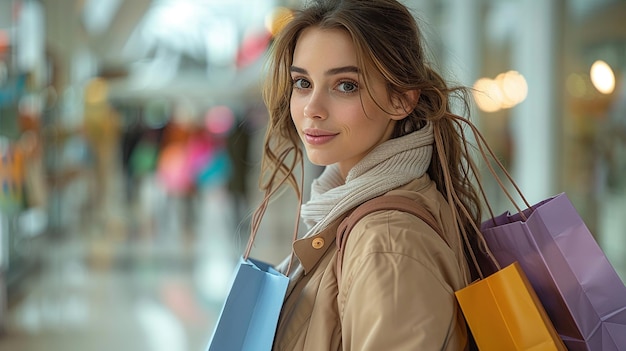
[206,150,301,350]
[206,257,289,351]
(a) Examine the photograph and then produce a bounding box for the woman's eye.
[337,81,358,93]
[293,78,311,89]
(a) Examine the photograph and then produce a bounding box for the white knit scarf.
[279,122,434,290]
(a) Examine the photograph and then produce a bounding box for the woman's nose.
[303,91,328,120]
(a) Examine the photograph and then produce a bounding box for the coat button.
[312,237,325,249]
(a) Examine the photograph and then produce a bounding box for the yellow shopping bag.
[455,262,566,351]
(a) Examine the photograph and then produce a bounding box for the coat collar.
[293,216,345,275]
[292,176,434,275]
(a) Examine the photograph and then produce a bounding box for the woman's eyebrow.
[290,65,360,76]
[325,66,360,75]
[290,66,307,75]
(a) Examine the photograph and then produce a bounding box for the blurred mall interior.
[0,0,625,350]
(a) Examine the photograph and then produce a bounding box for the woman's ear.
[390,89,420,120]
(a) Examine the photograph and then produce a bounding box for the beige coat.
[273,175,471,351]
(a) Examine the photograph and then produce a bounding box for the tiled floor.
[0,184,294,351]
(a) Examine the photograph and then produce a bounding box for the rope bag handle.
[245,147,304,276]
[433,113,534,280]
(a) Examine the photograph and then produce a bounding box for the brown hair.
[259,0,483,258]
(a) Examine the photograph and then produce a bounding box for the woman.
[257,0,483,349]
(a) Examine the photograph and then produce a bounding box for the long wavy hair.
[259,0,484,267]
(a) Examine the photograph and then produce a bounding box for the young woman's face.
[290,27,402,178]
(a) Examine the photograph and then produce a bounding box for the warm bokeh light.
[498,70,528,108]
[265,7,294,36]
[590,60,615,95]
[473,70,528,113]
[473,77,504,113]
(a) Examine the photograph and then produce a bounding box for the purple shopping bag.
[481,192,626,351]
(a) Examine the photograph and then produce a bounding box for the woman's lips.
[303,129,338,145]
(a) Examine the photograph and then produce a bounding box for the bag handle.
[246,147,304,275]
[454,114,532,218]
[432,113,535,280]
[335,195,443,284]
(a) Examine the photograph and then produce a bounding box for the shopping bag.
[456,261,567,351]
[206,257,289,351]
[481,192,626,351]
[205,149,303,351]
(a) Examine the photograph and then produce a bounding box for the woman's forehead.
[292,26,382,73]
[292,27,358,69]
